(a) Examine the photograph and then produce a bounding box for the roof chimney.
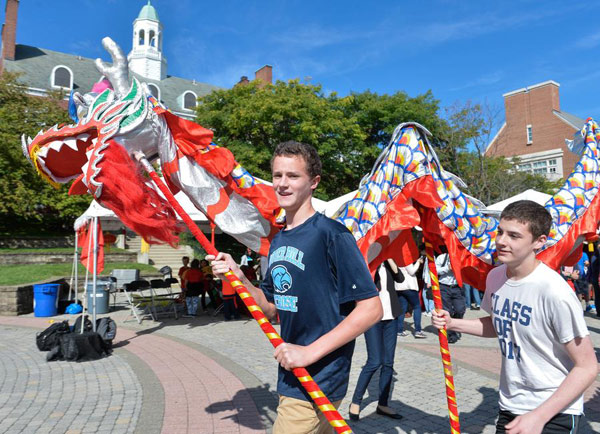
[255,65,272,88]
[1,0,19,63]
[236,75,250,86]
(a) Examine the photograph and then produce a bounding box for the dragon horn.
[95,37,130,99]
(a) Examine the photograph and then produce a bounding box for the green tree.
[195,79,366,200]
[336,89,449,178]
[196,80,451,199]
[0,72,90,234]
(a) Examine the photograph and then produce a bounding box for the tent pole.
[80,222,93,333]
[73,230,78,302]
[92,216,98,332]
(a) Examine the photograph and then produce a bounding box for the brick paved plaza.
[1,298,598,434]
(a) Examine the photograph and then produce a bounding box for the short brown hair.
[500,200,552,239]
[271,141,322,179]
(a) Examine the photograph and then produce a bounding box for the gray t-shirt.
[481,262,589,415]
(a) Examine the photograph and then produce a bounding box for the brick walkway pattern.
[0,304,598,434]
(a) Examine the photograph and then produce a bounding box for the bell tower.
[127,1,167,81]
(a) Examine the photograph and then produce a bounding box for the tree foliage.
[0,72,90,234]
[195,80,447,199]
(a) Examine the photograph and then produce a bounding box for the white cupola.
[127,1,167,81]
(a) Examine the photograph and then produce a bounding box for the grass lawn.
[0,247,127,254]
[0,262,157,286]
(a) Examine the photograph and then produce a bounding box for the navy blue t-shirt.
[260,212,378,402]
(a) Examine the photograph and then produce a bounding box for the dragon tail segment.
[538,118,600,268]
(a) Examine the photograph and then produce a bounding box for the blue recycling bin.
[33,283,60,317]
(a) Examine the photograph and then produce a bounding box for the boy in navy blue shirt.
[209,141,382,433]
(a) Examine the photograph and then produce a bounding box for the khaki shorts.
[273,395,343,434]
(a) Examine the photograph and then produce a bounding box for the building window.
[149,30,156,47]
[517,157,562,178]
[51,65,73,89]
[147,83,160,100]
[183,92,197,109]
[526,124,533,144]
[139,29,145,45]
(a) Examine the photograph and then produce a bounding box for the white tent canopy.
[76,190,217,232]
[482,189,552,217]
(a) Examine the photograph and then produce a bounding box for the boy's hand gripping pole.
[134,153,353,434]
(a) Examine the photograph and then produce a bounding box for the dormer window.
[51,65,73,89]
[147,83,160,100]
[183,91,197,110]
[139,29,145,45]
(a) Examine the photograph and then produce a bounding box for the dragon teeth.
[37,146,50,159]
[76,133,90,142]
[63,137,79,152]
[47,140,63,152]
[27,136,33,145]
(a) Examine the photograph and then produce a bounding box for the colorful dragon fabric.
[334,120,600,289]
[22,38,282,256]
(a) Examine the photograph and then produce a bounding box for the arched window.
[147,83,160,100]
[149,30,156,47]
[139,29,145,46]
[51,65,73,89]
[183,91,197,109]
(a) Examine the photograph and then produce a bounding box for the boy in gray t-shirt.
[433,200,597,434]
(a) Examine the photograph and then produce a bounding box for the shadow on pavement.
[204,383,278,431]
[351,378,600,434]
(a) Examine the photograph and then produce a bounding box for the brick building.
[484,80,585,181]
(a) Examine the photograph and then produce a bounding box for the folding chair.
[123,280,155,324]
[150,279,179,320]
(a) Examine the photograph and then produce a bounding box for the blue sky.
[4,0,600,121]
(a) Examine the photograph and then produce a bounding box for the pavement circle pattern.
[0,325,142,434]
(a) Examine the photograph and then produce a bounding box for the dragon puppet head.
[22,37,181,245]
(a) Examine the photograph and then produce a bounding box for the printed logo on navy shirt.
[272,265,292,293]
[271,264,298,312]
